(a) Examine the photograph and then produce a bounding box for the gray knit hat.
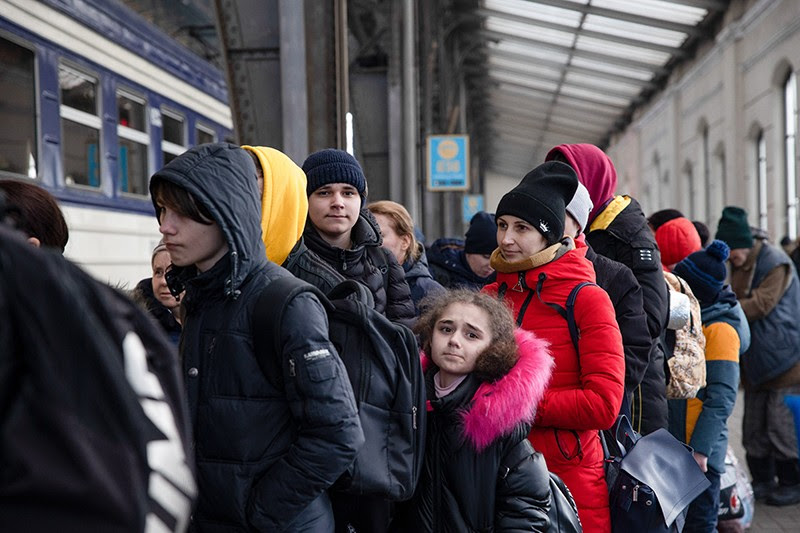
[566,182,594,235]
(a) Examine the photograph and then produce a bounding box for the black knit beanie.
[495,161,579,245]
[673,240,730,305]
[464,211,498,254]
[648,209,684,231]
[715,206,753,250]
[302,149,367,205]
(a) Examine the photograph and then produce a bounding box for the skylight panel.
[591,0,708,25]
[483,0,584,26]
[583,14,688,48]
[575,35,672,65]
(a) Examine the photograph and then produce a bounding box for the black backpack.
[549,281,709,532]
[254,276,425,501]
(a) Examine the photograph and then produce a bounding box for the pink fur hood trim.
[422,329,554,452]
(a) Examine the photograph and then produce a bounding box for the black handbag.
[547,471,583,533]
[601,415,710,533]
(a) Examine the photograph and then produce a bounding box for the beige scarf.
[490,238,575,274]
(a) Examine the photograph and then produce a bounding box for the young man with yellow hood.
[242,145,345,290]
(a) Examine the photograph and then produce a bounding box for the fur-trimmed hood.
[423,328,553,451]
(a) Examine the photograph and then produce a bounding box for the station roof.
[464,0,729,178]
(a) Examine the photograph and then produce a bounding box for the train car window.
[117,90,149,196]
[59,64,100,188]
[196,124,216,145]
[0,36,37,178]
[161,109,186,165]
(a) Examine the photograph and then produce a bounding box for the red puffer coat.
[484,245,625,533]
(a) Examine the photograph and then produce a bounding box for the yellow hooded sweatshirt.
[241,146,307,265]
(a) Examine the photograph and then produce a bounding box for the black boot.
[766,459,800,506]
[746,454,777,501]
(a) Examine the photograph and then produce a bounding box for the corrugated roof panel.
[473,0,724,178]
[485,17,576,47]
[559,83,630,107]
[487,56,564,80]
[488,40,571,63]
[565,71,642,95]
[487,69,561,92]
[484,0,585,26]
[592,0,708,25]
[569,56,655,80]
[582,14,688,48]
[575,35,673,65]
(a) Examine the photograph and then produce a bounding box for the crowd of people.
[2,140,800,533]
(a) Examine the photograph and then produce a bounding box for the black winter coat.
[304,209,416,327]
[403,246,445,316]
[587,196,669,434]
[0,226,193,533]
[395,330,553,533]
[283,236,346,293]
[153,143,364,532]
[585,244,650,405]
[427,238,496,290]
[132,277,182,345]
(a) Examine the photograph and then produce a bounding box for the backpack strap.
[565,281,595,354]
[252,276,331,387]
[532,274,595,353]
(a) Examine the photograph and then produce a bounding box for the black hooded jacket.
[585,245,651,404]
[303,209,415,327]
[587,196,669,434]
[427,238,496,291]
[0,226,193,533]
[150,143,364,532]
[132,277,182,345]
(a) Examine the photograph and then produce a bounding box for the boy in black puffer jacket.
[301,149,415,328]
[150,143,364,532]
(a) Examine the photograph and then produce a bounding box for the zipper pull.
[632,484,639,502]
[288,358,296,377]
[412,406,417,430]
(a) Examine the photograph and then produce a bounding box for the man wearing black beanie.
[428,211,498,290]
[299,148,415,328]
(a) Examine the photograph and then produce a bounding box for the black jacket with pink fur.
[394,329,554,532]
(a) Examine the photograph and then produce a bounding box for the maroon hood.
[546,143,617,223]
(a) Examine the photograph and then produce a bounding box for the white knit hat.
[566,182,594,235]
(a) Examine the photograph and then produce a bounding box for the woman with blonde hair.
[368,200,443,315]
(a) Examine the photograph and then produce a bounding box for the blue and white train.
[0,0,233,285]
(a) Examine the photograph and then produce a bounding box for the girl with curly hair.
[394,289,554,532]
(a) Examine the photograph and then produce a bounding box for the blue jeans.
[684,470,721,533]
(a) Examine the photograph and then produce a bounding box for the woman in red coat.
[483,161,625,532]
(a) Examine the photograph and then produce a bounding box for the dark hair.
[151,178,214,225]
[0,179,69,252]
[693,220,711,247]
[415,289,518,382]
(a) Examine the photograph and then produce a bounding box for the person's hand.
[693,451,708,472]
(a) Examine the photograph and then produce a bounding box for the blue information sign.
[427,135,469,191]
[462,195,484,224]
